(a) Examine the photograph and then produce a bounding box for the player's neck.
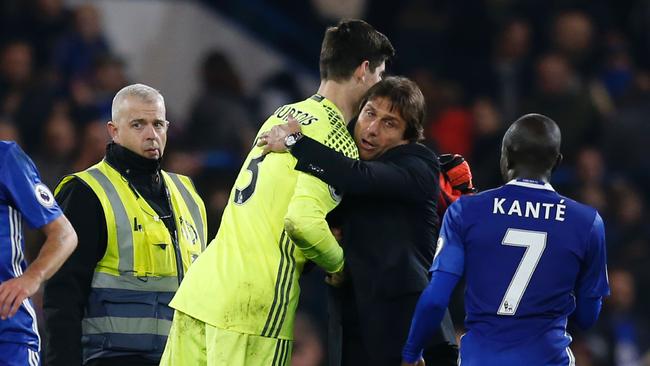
[317,80,357,123]
[512,170,551,183]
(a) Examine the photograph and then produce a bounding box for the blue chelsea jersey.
[0,141,62,350]
[432,179,609,366]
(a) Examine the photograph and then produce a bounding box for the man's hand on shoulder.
[257,115,302,155]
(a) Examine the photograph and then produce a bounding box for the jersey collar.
[506,179,555,191]
[311,94,346,127]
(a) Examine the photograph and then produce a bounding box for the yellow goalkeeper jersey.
[170,94,358,340]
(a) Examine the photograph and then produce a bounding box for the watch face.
[286,136,296,146]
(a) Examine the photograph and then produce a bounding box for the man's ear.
[353,60,370,83]
[107,121,118,141]
[551,153,563,172]
[505,148,515,171]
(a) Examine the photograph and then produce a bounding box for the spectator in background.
[481,18,533,122]
[605,181,650,317]
[410,70,461,155]
[53,3,110,84]
[572,147,609,216]
[0,41,32,116]
[186,50,256,160]
[604,71,650,190]
[524,53,602,164]
[23,0,73,74]
[599,32,634,103]
[0,40,56,153]
[389,0,449,73]
[257,71,304,121]
[588,269,650,366]
[69,54,128,123]
[628,0,650,70]
[71,120,109,171]
[32,103,77,187]
[575,148,606,187]
[607,182,650,270]
[552,11,597,81]
[468,97,504,190]
[417,71,472,157]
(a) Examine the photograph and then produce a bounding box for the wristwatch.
[284,132,304,148]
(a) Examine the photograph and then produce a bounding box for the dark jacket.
[291,137,457,365]
[43,143,171,366]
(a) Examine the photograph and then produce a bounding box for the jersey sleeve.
[575,212,610,299]
[0,143,62,228]
[283,103,353,273]
[284,172,343,273]
[430,199,465,276]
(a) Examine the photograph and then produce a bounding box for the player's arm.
[258,118,437,202]
[572,212,609,329]
[0,144,77,319]
[291,136,437,202]
[0,215,77,319]
[572,296,602,330]
[402,201,466,364]
[284,172,344,273]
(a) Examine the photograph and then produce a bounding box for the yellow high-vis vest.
[56,159,207,363]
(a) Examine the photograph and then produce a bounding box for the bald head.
[500,113,562,182]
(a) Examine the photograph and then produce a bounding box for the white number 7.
[498,229,547,316]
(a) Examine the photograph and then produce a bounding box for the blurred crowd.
[1,1,649,365]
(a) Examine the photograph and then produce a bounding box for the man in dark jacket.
[259,76,458,366]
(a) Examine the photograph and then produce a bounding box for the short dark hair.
[319,19,395,81]
[359,76,425,142]
[504,113,561,171]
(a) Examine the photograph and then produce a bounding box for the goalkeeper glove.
[438,154,476,216]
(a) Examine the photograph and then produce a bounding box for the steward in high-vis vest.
[43,84,207,366]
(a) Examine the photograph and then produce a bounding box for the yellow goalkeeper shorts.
[160,310,293,366]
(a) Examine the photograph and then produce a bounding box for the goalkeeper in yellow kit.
[161,19,395,366]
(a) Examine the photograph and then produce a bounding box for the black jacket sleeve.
[291,136,437,202]
[43,178,107,366]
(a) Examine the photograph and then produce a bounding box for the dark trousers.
[85,356,158,366]
[341,322,458,366]
[335,288,458,366]
[342,321,399,366]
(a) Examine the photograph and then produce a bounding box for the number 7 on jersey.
[498,229,547,316]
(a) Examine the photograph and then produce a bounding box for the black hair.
[319,19,395,81]
[359,76,425,142]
